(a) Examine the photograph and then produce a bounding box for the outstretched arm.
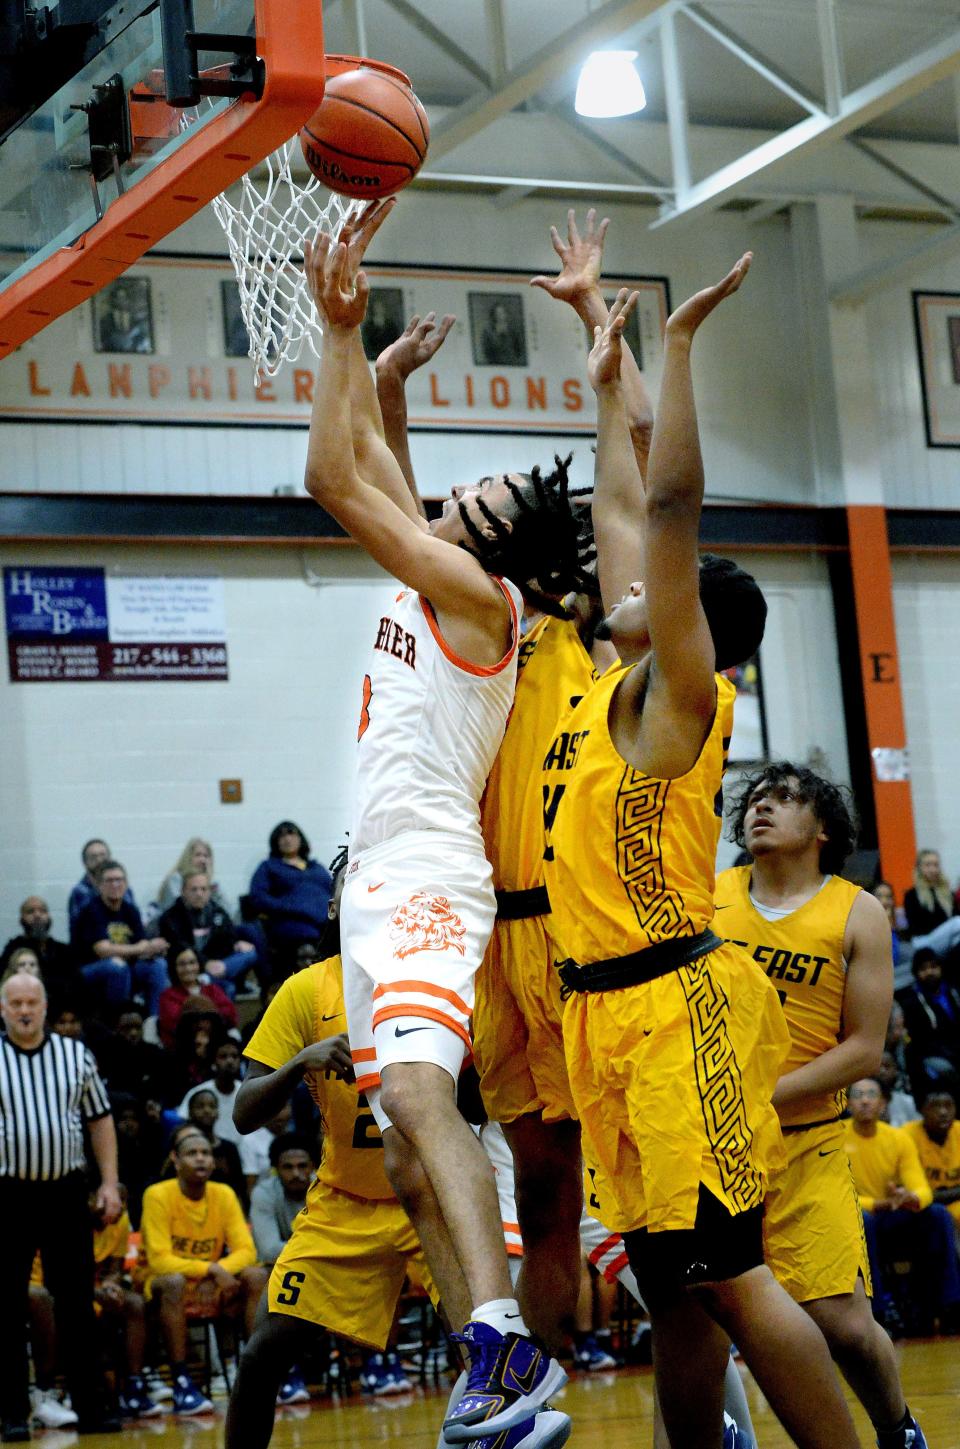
[376,311,456,516]
[531,208,654,475]
[642,253,752,715]
[586,289,645,617]
[303,235,504,623]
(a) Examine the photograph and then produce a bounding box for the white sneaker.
[31,1388,79,1429]
[145,1375,174,1403]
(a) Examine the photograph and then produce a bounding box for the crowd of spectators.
[2,830,960,1436]
[0,822,335,1438]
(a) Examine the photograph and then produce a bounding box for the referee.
[0,971,122,1441]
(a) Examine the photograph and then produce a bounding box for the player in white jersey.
[303,201,595,1449]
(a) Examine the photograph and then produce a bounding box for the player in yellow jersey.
[717,763,930,1449]
[474,210,649,1356]
[901,1087,960,1235]
[542,263,862,1448]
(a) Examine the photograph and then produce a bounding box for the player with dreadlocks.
[302,199,585,1449]
[715,764,928,1449]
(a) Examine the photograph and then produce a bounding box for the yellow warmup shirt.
[843,1121,933,1212]
[900,1119,960,1225]
[481,615,595,893]
[245,956,394,1202]
[713,868,861,1129]
[544,668,735,964]
[94,1210,131,1266]
[140,1179,255,1278]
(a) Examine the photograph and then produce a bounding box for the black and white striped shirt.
[0,1032,111,1180]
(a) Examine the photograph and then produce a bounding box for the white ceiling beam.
[660,10,692,198]
[849,136,960,219]
[484,0,509,88]
[743,197,790,222]
[553,108,669,188]
[380,0,493,89]
[681,3,824,115]
[416,171,674,199]
[428,0,681,161]
[830,217,960,304]
[816,0,846,116]
[652,28,960,229]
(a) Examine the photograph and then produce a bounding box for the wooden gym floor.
[75,1339,959,1447]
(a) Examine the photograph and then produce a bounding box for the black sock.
[875,1408,912,1448]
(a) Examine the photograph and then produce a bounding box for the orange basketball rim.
[0,2,383,359]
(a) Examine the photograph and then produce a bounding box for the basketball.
[299,63,429,200]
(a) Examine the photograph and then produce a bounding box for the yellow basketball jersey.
[244,957,394,1202]
[900,1119,960,1214]
[543,667,735,965]
[481,615,595,893]
[713,866,861,1128]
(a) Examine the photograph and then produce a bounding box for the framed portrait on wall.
[361,287,406,361]
[468,291,528,367]
[724,654,769,765]
[92,277,154,354]
[913,290,960,447]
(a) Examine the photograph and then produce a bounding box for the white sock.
[470,1297,530,1337]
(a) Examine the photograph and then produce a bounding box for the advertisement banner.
[4,567,228,682]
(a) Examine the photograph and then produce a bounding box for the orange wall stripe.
[845,505,917,900]
[372,979,472,1017]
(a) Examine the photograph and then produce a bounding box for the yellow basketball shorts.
[268,1180,435,1349]
[562,942,790,1234]
[764,1118,872,1304]
[473,913,576,1125]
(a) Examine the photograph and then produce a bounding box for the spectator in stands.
[159,874,257,997]
[179,1037,244,1143]
[900,1088,960,1246]
[249,1134,317,1267]
[158,945,238,1050]
[870,880,910,984]
[68,839,136,929]
[50,1000,84,1040]
[140,1128,265,1416]
[248,822,332,971]
[903,849,955,938]
[85,1184,161,1420]
[876,1050,919,1126]
[170,1011,229,1103]
[899,947,960,1094]
[239,1102,293,1192]
[72,860,169,1015]
[111,1093,152,1229]
[845,1077,960,1335]
[1,897,77,991]
[156,838,232,917]
[2,945,43,981]
[101,1002,176,1105]
[182,1094,248,1210]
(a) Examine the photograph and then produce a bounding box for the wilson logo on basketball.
[302,146,383,190]
[389,891,467,959]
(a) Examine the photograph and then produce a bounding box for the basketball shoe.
[723,1411,755,1448]
[442,1322,566,1442]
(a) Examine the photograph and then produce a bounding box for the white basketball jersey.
[351,579,523,856]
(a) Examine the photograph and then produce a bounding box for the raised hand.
[665,252,752,341]
[587,288,639,392]
[377,311,456,380]
[338,197,397,289]
[304,233,370,330]
[530,207,610,305]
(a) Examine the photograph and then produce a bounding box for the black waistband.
[780,1116,842,1134]
[495,885,551,921]
[557,927,722,996]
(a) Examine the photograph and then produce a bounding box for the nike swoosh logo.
[818,1149,838,1157]
[394,1025,429,1038]
[321,1013,340,1022]
[367,882,385,893]
[714,905,731,911]
[504,1313,520,1320]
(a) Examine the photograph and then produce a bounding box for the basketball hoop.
[185,55,411,381]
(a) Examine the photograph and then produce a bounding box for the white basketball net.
[184,106,361,379]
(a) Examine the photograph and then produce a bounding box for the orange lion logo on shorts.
[389,891,467,959]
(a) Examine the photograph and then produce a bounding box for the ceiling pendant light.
[574,50,647,118]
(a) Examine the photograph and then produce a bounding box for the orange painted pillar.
[845,506,916,900]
